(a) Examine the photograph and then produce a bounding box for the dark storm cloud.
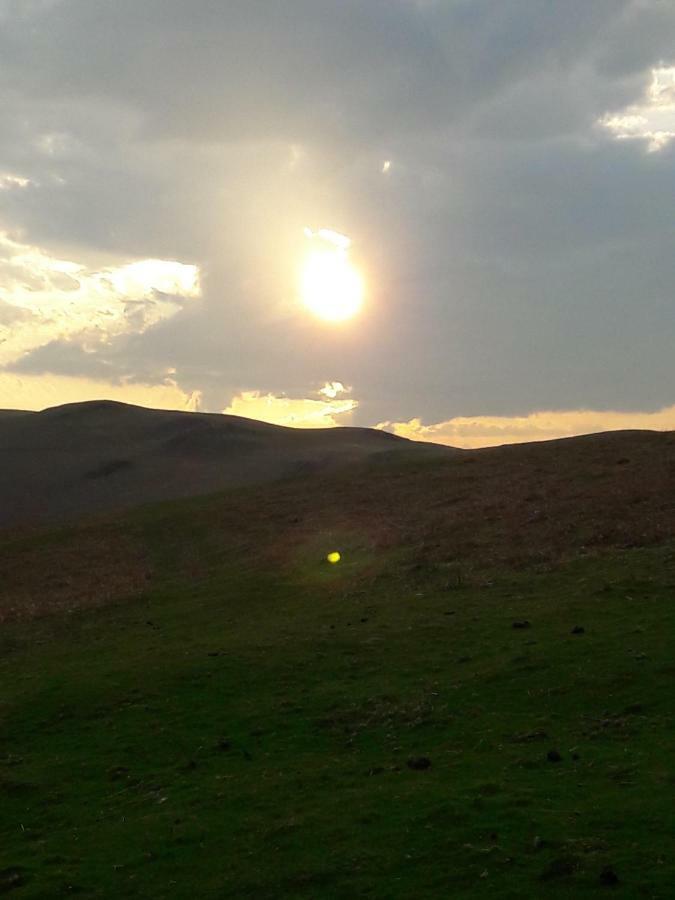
[1,0,674,423]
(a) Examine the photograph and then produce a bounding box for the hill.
[1,426,674,897]
[0,399,450,530]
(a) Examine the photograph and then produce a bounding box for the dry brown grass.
[0,526,151,623]
[223,428,675,574]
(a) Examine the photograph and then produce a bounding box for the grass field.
[1,447,674,898]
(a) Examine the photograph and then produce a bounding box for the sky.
[1,0,675,447]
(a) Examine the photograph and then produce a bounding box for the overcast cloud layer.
[1,0,674,444]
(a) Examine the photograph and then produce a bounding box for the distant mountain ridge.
[0,400,452,529]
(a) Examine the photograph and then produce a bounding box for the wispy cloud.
[0,172,32,190]
[378,406,675,449]
[223,382,357,428]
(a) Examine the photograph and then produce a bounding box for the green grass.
[1,510,674,898]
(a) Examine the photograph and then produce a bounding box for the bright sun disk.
[301,230,364,323]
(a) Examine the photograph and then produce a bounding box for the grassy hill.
[1,427,674,897]
[0,400,449,530]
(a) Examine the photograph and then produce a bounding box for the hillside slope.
[0,427,674,897]
[0,400,451,529]
[2,426,674,624]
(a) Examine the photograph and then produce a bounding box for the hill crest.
[0,399,449,529]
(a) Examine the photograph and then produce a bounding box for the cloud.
[378,405,675,449]
[0,232,200,367]
[0,172,31,190]
[2,1,643,146]
[319,381,350,400]
[223,383,357,428]
[0,298,32,326]
[601,65,675,150]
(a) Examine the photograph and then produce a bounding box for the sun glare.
[301,229,364,323]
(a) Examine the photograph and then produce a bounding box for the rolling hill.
[1,416,674,897]
[0,399,451,530]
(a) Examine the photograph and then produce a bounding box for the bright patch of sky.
[0,370,200,412]
[379,405,675,449]
[601,66,675,152]
[223,382,357,428]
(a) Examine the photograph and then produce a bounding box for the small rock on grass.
[599,866,619,886]
[407,756,432,770]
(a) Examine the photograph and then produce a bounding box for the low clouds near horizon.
[1,0,675,447]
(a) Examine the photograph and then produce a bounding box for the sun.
[300,228,364,323]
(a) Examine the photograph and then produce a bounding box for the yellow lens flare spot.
[327,551,341,565]
[301,228,364,323]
